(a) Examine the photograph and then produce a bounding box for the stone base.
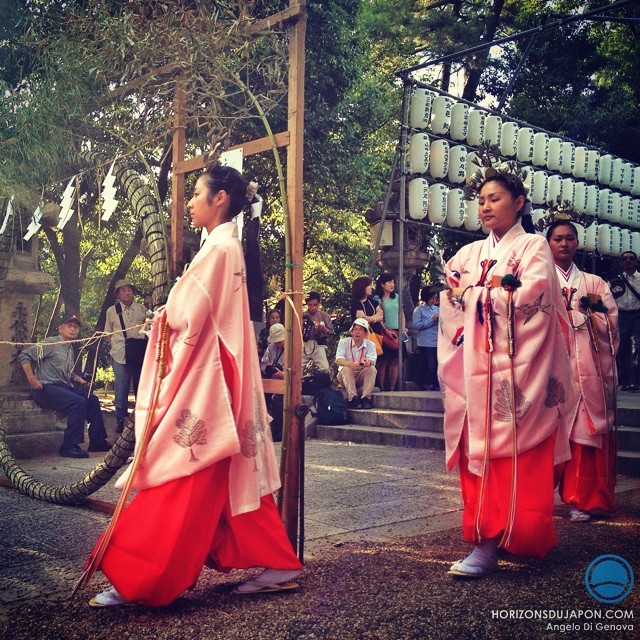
[0,389,66,459]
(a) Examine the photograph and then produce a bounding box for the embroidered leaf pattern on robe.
[241,420,258,470]
[173,409,207,462]
[493,380,531,423]
[516,292,552,325]
[544,377,566,417]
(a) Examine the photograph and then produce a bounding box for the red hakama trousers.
[458,434,557,559]
[559,437,616,513]
[91,457,302,606]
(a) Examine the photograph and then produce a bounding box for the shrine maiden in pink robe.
[87,166,301,607]
[439,197,578,567]
[549,222,618,518]
[115,219,280,514]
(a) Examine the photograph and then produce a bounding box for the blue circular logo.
[585,555,634,604]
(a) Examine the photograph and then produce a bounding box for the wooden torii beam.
[170,1,307,557]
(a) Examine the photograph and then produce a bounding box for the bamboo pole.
[170,78,186,280]
[278,1,306,557]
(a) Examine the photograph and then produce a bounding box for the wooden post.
[279,1,306,556]
[170,79,186,280]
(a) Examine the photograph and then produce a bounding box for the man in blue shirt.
[19,314,111,458]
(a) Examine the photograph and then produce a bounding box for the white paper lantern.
[522,165,533,192]
[531,209,546,237]
[632,199,640,228]
[410,88,436,130]
[467,109,486,147]
[620,228,632,253]
[632,168,640,196]
[465,151,480,182]
[621,163,634,193]
[464,198,481,230]
[610,226,622,256]
[530,170,548,205]
[572,146,588,179]
[428,183,448,223]
[574,223,586,247]
[609,192,623,223]
[596,223,613,255]
[547,175,562,203]
[484,115,502,147]
[574,181,587,213]
[447,145,468,184]
[449,103,470,141]
[516,127,534,162]
[599,189,613,221]
[533,132,549,167]
[586,150,600,182]
[585,185,600,216]
[598,154,614,185]
[429,139,450,179]
[430,95,454,135]
[561,142,575,174]
[409,133,430,174]
[446,188,465,227]
[547,137,563,171]
[408,178,429,220]
[621,195,633,226]
[631,231,640,254]
[561,178,575,205]
[500,122,519,157]
[584,222,598,251]
[611,158,624,190]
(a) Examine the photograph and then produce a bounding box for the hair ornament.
[463,143,529,201]
[533,196,597,232]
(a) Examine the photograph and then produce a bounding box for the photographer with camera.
[19,313,111,458]
[301,292,333,373]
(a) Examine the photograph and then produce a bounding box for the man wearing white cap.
[104,279,148,433]
[335,318,377,409]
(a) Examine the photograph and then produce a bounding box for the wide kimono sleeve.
[570,273,619,442]
[116,225,280,515]
[438,232,578,475]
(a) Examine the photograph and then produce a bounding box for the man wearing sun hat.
[104,278,148,433]
[334,318,377,409]
[260,323,286,441]
[19,313,111,458]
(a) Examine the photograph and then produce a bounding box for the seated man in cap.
[335,318,377,409]
[104,279,149,433]
[19,314,111,458]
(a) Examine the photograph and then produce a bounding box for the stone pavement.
[1,438,639,609]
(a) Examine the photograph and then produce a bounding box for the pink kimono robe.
[555,264,618,512]
[438,223,578,557]
[91,222,301,606]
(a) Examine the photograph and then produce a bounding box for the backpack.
[301,370,331,396]
[314,388,349,425]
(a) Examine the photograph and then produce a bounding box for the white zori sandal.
[448,538,499,578]
[569,509,591,522]
[233,568,302,594]
[88,586,133,608]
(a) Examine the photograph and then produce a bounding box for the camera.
[302,314,314,342]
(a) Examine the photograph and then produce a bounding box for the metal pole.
[396,81,412,390]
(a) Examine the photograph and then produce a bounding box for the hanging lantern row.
[407,134,640,229]
[408,177,640,250]
[528,212,640,256]
[409,88,639,195]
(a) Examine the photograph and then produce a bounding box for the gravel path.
[2,490,637,640]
